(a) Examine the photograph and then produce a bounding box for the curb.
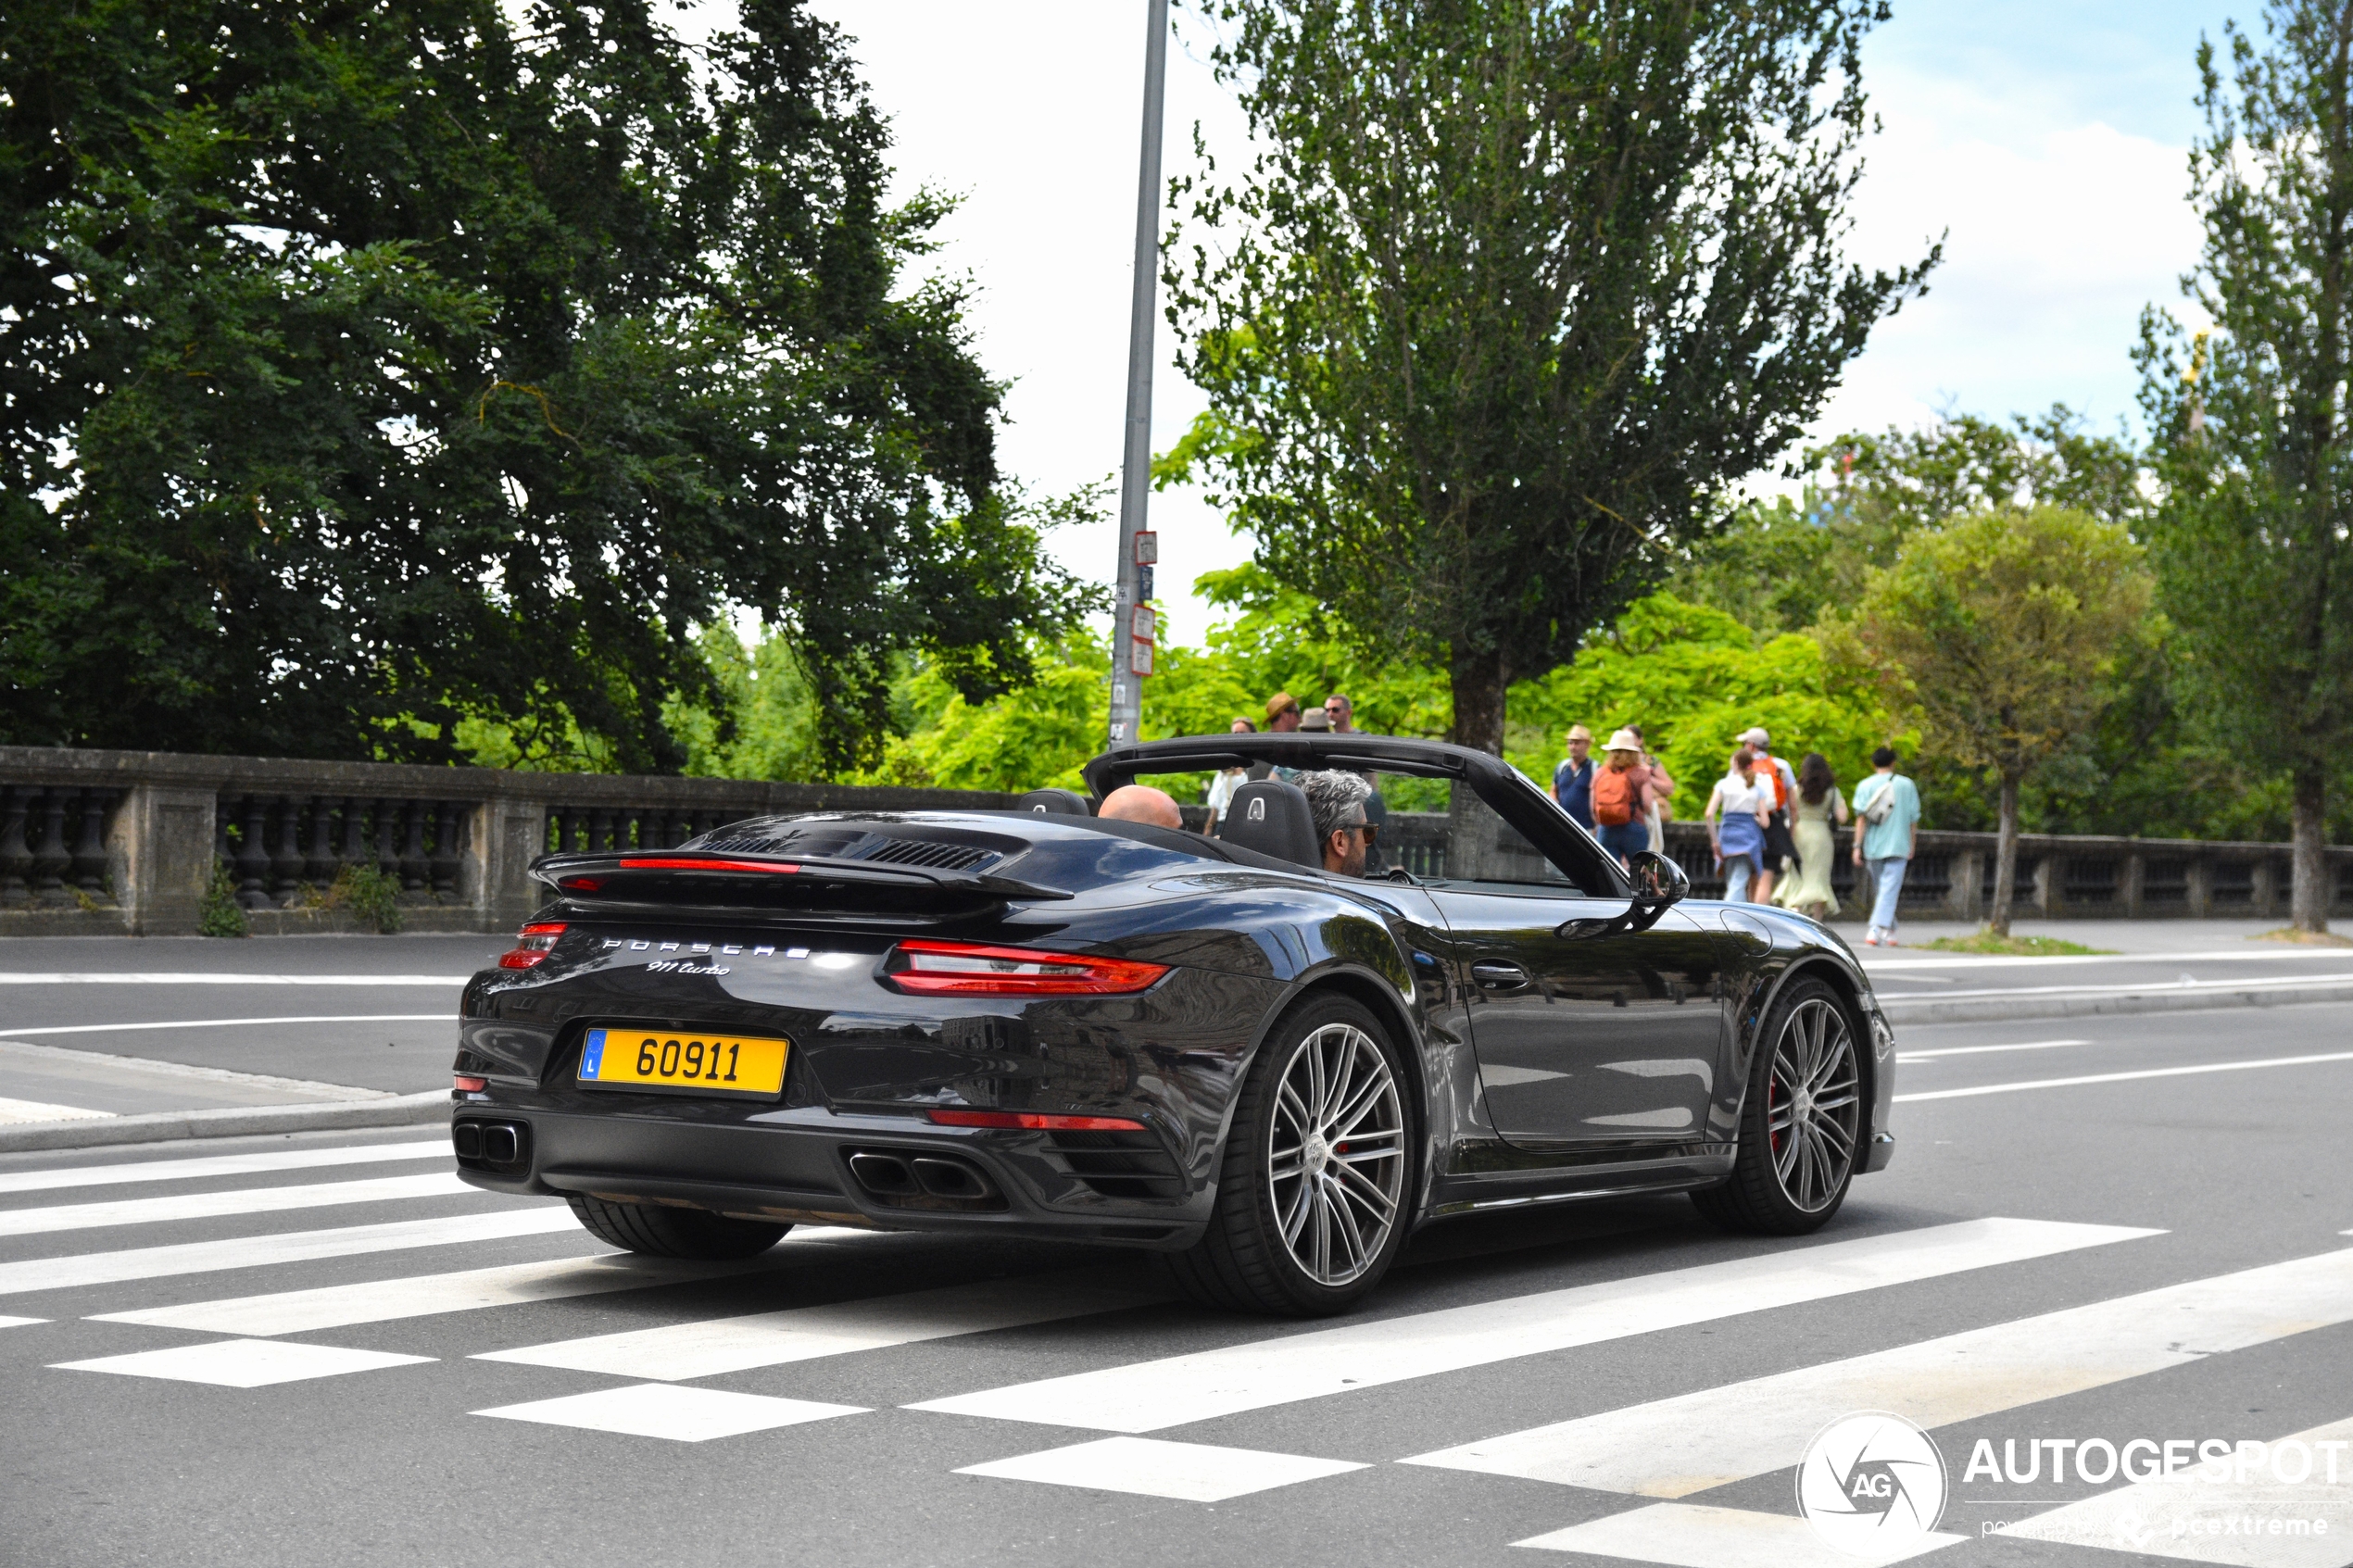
[1881,980,2353,1027]
[0,1090,449,1154]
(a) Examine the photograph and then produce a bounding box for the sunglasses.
[1342,820,1378,845]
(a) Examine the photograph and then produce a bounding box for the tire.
[566,1194,790,1260]
[1163,993,1416,1316]
[1692,976,1864,1236]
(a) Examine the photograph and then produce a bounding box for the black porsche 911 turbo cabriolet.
[450,733,1895,1316]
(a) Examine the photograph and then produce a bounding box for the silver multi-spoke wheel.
[1766,997,1860,1213]
[1267,1022,1406,1286]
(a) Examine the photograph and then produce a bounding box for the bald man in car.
[1097,784,1185,830]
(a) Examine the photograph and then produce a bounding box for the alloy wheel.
[1766,997,1861,1212]
[1267,1022,1406,1286]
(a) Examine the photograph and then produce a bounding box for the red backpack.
[1592,765,1636,826]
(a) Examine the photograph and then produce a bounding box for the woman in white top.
[1703,746,1775,902]
[1203,718,1255,824]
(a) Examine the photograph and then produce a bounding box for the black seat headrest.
[1217,778,1321,868]
[1016,788,1092,816]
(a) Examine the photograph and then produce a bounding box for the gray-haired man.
[1297,770,1376,877]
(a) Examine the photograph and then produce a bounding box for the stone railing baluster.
[398,800,430,893]
[0,786,31,905]
[270,795,306,905]
[339,797,370,873]
[430,801,463,897]
[304,797,338,886]
[233,796,272,909]
[30,788,72,905]
[69,788,115,900]
[372,797,400,879]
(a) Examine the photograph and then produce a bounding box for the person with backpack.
[1850,746,1922,946]
[1591,729,1653,867]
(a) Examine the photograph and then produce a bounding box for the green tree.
[2136,0,2353,932]
[1668,408,2148,636]
[1842,508,2154,935]
[1165,0,1933,755]
[0,0,1091,773]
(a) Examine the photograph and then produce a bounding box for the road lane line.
[0,1172,473,1238]
[0,1015,450,1037]
[1999,1412,2353,1564]
[1402,1247,2353,1497]
[55,1338,434,1387]
[0,1138,448,1196]
[904,1218,2154,1433]
[955,1437,1368,1502]
[473,1385,866,1441]
[1896,1038,2089,1062]
[89,1241,857,1335]
[0,1037,394,1100]
[0,973,469,986]
[1894,1051,2353,1103]
[1880,972,2353,1001]
[1514,1502,1965,1564]
[0,1206,576,1295]
[477,1271,1155,1380]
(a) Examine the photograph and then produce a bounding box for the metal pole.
[1108,0,1170,748]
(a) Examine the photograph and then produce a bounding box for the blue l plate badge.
[579,1027,608,1080]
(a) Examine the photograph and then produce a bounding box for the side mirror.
[1627,851,1690,906]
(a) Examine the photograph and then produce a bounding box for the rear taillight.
[453,1074,488,1092]
[885,939,1168,996]
[927,1109,1147,1131]
[497,922,567,970]
[615,857,801,873]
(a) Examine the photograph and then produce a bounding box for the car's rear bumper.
[449,1093,1212,1249]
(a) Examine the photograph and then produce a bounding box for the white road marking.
[477,1272,1152,1381]
[92,1241,857,1336]
[54,1337,433,1387]
[0,1172,473,1238]
[1403,1246,2353,1497]
[906,1217,2153,1433]
[473,1384,867,1442]
[0,1315,46,1328]
[0,1096,114,1124]
[1895,1038,2089,1062]
[0,973,470,986]
[0,1137,448,1196]
[1999,1412,2353,1566]
[1512,1502,1965,1565]
[0,1206,577,1295]
[1878,972,2353,1002]
[956,1437,1368,1502]
[1894,1051,2353,1103]
[0,1014,450,1037]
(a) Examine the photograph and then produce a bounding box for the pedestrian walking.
[1704,746,1775,901]
[1773,752,1847,921]
[1625,722,1675,853]
[1204,718,1253,824]
[1300,705,1331,732]
[1850,746,1922,946]
[1591,729,1653,868]
[1736,726,1799,905]
[1550,724,1596,830]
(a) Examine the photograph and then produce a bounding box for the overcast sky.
[744,0,2236,640]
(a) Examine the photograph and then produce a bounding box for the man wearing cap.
[1550,724,1597,830]
[1737,725,1800,904]
[1247,694,1302,783]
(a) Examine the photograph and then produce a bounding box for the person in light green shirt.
[1849,747,1920,946]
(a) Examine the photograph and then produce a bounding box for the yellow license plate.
[577,1027,788,1098]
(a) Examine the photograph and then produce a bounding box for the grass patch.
[2250,927,2353,947]
[1914,933,2116,956]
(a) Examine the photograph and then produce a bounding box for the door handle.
[1470,960,1532,993]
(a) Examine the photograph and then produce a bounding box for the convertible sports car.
[451,734,1895,1316]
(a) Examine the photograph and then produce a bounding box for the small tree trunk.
[1988,769,2022,938]
[1449,642,1508,756]
[2290,763,2330,934]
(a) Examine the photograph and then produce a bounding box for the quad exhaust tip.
[453,1119,528,1169]
[845,1149,1000,1206]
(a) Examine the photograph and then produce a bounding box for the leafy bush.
[198,859,247,938]
[328,864,405,935]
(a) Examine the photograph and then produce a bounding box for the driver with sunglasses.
[1298,769,1377,877]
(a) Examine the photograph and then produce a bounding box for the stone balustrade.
[0,747,1013,937]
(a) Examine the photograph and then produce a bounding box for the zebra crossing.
[4,1128,2350,1567]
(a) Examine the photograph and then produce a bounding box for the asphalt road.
[2,999,2349,1568]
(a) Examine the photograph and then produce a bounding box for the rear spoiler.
[527,850,1075,904]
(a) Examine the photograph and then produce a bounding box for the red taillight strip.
[927,1110,1147,1131]
[616,858,801,873]
[886,938,1168,996]
[497,922,567,970]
